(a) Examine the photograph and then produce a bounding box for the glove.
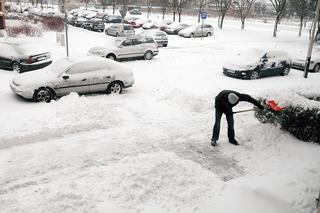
[258,104,264,110]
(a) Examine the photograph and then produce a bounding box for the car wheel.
[207,32,211,37]
[163,44,168,47]
[34,87,52,103]
[313,64,320,73]
[116,33,120,37]
[107,81,122,94]
[144,51,153,60]
[281,67,290,76]
[190,33,194,38]
[106,54,116,60]
[250,71,259,80]
[12,62,22,73]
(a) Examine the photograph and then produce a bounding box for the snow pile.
[0,93,122,148]
[105,152,222,208]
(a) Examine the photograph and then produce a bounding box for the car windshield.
[46,58,73,76]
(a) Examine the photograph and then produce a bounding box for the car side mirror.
[63,75,69,80]
[262,58,268,63]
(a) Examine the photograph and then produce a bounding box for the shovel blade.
[267,100,286,112]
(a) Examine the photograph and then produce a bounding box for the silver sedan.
[10,56,135,102]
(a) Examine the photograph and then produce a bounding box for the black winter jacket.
[215,90,264,114]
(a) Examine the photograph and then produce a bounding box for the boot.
[229,139,239,146]
[211,140,217,147]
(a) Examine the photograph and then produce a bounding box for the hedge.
[255,90,320,144]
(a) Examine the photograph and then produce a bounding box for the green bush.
[255,96,320,144]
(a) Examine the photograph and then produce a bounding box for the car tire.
[207,32,211,37]
[107,81,123,94]
[106,54,116,60]
[12,62,22,73]
[163,44,168,47]
[33,87,53,103]
[144,51,153,60]
[281,66,290,76]
[249,71,259,80]
[313,64,320,73]
[190,33,194,38]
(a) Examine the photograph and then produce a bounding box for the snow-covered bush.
[6,24,43,37]
[255,89,320,144]
[42,16,64,32]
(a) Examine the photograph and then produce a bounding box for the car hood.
[12,69,55,87]
[224,63,258,71]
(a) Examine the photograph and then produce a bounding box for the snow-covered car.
[124,16,139,24]
[140,29,168,47]
[105,24,135,37]
[291,57,320,72]
[164,22,190,34]
[88,36,159,61]
[131,18,151,28]
[10,56,135,102]
[178,24,214,38]
[223,51,291,80]
[103,15,123,23]
[74,17,87,27]
[0,42,52,73]
[83,18,105,32]
[129,9,142,15]
[142,20,167,30]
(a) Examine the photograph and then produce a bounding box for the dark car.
[0,42,52,73]
[129,9,142,15]
[103,15,123,23]
[223,51,291,80]
[83,18,105,32]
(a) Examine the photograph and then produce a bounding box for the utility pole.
[304,0,320,78]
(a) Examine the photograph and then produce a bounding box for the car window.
[132,39,143,45]
[121,39,132,46]
[141,37,154,44]
[66,62,102,74]
[155,32,165,36]
[124,25,133,30]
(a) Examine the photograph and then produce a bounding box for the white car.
[88,36,159,61]
[142,20,167,30]
[178,24,214,38]
[164,22,190,34]
[105,24,135,37]
[291,57,320,72]
[140,29,168,47]
[10,56,135,102]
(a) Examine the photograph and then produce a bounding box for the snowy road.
[0,17,320,213]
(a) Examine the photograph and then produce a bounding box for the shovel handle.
[233,108,255,114]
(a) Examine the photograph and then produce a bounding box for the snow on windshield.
[47,58,73,76]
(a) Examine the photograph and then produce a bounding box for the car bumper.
[123,80,134,88]
[223,68,249,79]
[10,83,34,99]
[155,40,168,46]
[20,60,52,72]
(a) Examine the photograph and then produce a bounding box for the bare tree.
[160,0,169,20]
[289,0,310,37]
[177,0,188,22]
[169,0,178,22]
[234,0,255,30]
[215,0,233,29]
[147,0,152,19]
[269,0,287,37]
[119,0,129,18]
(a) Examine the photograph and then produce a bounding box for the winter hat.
[228,93,239,104]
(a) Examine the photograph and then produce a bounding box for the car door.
[117,39,135,59]
[259,57,277,77]
[89,62,113,93]
[54,62,91,96]
[131,38,145,57]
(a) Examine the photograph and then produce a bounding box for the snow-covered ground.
[0,14,320,213]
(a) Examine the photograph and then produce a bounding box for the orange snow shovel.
[266,100,286,112]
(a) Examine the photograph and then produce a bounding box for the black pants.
[211,108,235,142]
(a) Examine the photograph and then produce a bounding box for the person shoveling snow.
[211,90,264,146]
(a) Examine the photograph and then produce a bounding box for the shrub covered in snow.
[255,89,320,144]
[6,24,43,37]
[42,16,64,32]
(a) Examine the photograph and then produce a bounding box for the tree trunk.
[197,8,201,23]
[273,16,280,37]
[241,19,245,30]
[178,10,181,22]
[219,13,225,29]
[217,14,221,27]
[299,16,303,37]
[112,4,115,14]
[173,9,176,22]
[162,8,165,20]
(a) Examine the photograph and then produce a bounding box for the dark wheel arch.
[33,87,54,103]
[313,63,320,73]
[106,53,116,60]
[11,61,22,73]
